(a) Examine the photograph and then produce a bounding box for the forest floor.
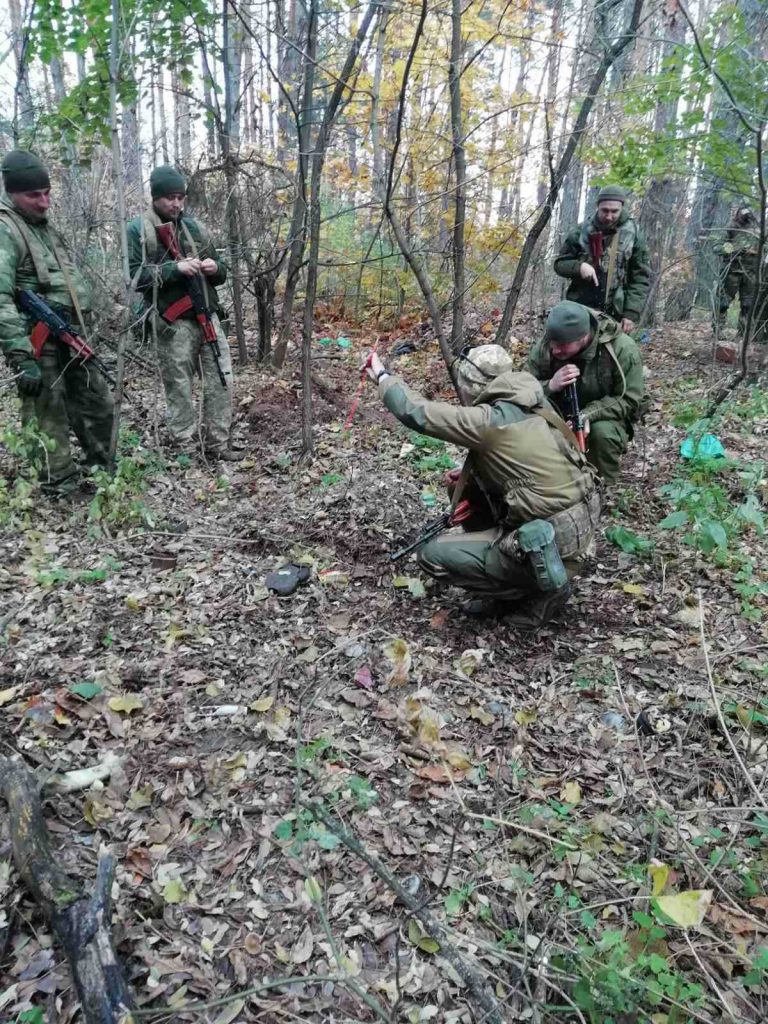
[1,316,767,1024]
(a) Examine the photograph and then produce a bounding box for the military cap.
[545,301,591,343]
[1,150,51,193]
[596,184,628,205]
[455,344,514,398]
[150,164,187,199]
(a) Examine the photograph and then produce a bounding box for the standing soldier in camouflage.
[127,165,240,461]
[527,301,646,484]
[714,206,760,335]
[0,150,114,497]
[554,185,651,334]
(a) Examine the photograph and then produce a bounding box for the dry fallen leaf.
[655,890,712,929]
[290,923,314,964]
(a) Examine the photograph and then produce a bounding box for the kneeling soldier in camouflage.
[365,346,600,625]
[527,301,645,484]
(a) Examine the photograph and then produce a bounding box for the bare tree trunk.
[9,0,35,133]
[449,0,466,355]
[637,0,687,325]
[299,0,381,454]
[222,0,248,363]
[271,0,312,369]
[494,0,645,344]
[157,69,171,163]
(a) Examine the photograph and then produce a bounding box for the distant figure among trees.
[554,185,650,335]
[714,206,761,338]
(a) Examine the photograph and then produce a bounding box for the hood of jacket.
[473,370,546,409]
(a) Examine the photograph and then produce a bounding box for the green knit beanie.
[1,150,51,193]
[596,184,628,205]
[545,301,591,343]
[150,165,187,199]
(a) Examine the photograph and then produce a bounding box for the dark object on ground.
[715,341,738,364]
[266,563,311,596]
[392,341,417,356]
[463,583,572,627]
[0,756,136,1023]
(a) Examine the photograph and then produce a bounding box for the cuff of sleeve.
[378,374,400,397]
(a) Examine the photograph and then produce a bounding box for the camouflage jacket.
[553,207,650,321]
[379,370,594,526]
[0,197,91,363]
[526,310,646,427]
[126,207,227,317]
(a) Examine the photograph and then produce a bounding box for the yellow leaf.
[250,695,275,713]
[417,709,443,746]
[83,795,113,826]
[470,705,495,725]
[0,686,19,707]
[444,747,472,770]
[649,863,670,896]
[125,594,143,611]
[383,637,411,687]
[407,918,439,953]
[622,583,646,596]
[560,781,582,805]
[127,785,154,810]
[515,708,537,726]
[655,890,712,929]
[163,878,188,904]
[108,694,144,715]
[164,623,189,652]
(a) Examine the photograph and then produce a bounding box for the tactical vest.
[0,203,90,316]
[579,217,637,299]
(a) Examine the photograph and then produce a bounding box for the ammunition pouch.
[506,519,568,593]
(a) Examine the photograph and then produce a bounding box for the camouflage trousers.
[418,488,600,599]
[20,338,114,494]
[156,314,233,451]
[717,254,758,327]
[587,419,630,484]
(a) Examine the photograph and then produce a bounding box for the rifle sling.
[604,231,620,303]
[533,406,587,461]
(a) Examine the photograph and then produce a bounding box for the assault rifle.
[583,231,608,310]
[390,499,473,562]
[155,222,227,388]
[17,289,116,387]
[565,382,587,453]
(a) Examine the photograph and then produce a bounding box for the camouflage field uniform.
[0,197,114,494]
[527,310,646,483]
[126,208,232,452]
[716,215,760,333]
[379,366,599,604]
[554,207,650,325]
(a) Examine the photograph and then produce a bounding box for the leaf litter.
[0,322,767,1022]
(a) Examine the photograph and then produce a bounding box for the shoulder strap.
[603,340,627,399]
[605,231,621,296]
[533,406,587,463]
[0,207,51,287]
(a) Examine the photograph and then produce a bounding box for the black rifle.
[17,290,116,387]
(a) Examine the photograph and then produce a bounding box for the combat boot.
[504,583,572,629]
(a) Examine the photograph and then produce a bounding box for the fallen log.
[0,755,136,1024]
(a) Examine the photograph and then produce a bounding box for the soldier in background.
[554,185,650,335]
[127,165,241,461]
[0,150,114,497]
[715,206,760,336]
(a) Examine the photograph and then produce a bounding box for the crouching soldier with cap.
[0,150,114,497]
[127,165,240,461]
[364,346,600,626]
[527,301,645,484]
